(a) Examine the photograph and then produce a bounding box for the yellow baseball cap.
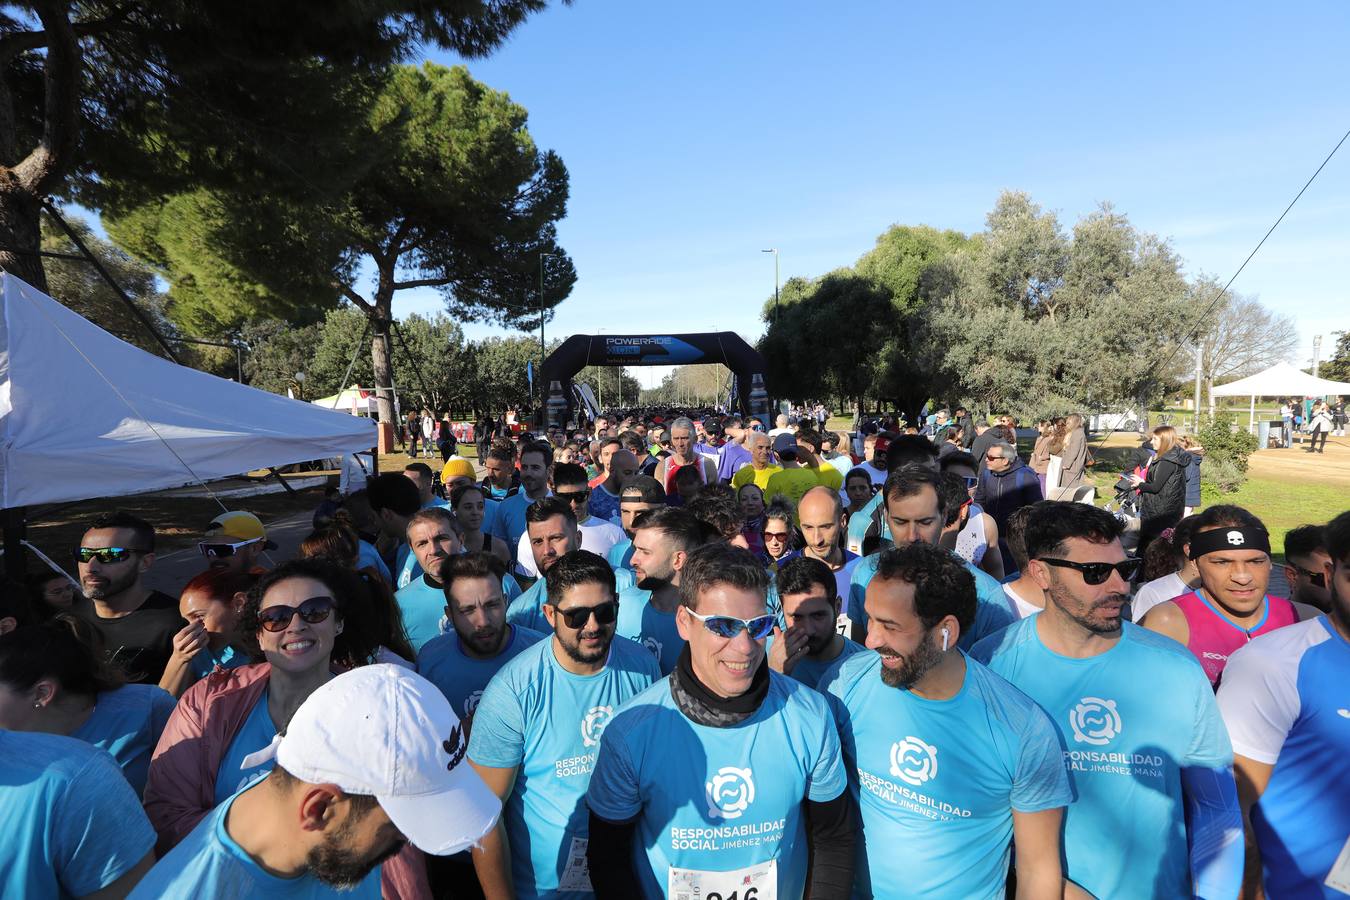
[206,511,276,549]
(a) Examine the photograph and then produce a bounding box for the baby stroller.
[1105,474,1140,520]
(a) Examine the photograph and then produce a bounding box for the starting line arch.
[541,332,771,426]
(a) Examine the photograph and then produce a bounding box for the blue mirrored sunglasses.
[686,608,775,640]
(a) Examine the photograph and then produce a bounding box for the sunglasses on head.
[686,608,776,640]
[258,596,336,632]
[198,538,260,559]
[1038,557,1143,585]
[75,546,147,564]
[554,599,619,630]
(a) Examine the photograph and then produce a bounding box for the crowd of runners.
[1,406,1347,899]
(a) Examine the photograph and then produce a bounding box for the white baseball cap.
[240,664,499,856]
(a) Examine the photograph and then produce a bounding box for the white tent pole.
[1249,395,1256,433]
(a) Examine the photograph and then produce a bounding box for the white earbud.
[941,627,950,652]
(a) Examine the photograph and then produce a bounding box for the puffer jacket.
[974,456,1045,531]
[1138,446,1190,521]
[144,662,430,899]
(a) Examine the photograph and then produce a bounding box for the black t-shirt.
[70,590,185,685]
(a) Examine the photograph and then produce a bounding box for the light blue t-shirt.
[506,578,550,634]
[588,670,846,898]
[847,550,1015,650]
[971,618,1233,900]
[357,540,392,585]
[790,636,868,691]
[396,574,448,653]
[129,787,380,899]
[417,624,547,719]
[467,637,660,899]
[825,651,1071,899]
[71,683,175,796]
[607,538,635,571]
[490,492,547,563]
[188,643,250,682]
[0,731,155,899]
[213,689,278,805]
[614,586,684,675]
[394,541,419,589]
[1218,616,1349,899]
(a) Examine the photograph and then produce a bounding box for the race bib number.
[557,837,593,892]
[668,859,776,900]
[1326,834,1350,895]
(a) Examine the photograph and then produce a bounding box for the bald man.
[590,449,639,523]
[776,486,861,634]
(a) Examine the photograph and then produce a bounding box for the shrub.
[1196,413,1258,498]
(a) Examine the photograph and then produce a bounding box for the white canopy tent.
[1210,360,1350,431]
[0,273,376,510]
[312,387,378,416]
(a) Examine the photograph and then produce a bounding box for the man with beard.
[469,551,659,899]
[505,498,582,634]
[70,512,184,684]
[394,508,463,653]
[1218,510,1350,899]
[198,511,274,575]
[606,475,666,573]
[515,464,626,577]
[823,541,1068,898]
[417,552,546,721]
[480,445,520,501]
[615,507,706,674]
[846,466,1016,649]
[972,502,1242,900]
[132,665,501,898]
[1140,505,1307,687]
[587,543,855,899]
[491,442,553,576]
[780,487,859,622]
[770,556,866,690]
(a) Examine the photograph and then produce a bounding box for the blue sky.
[384,1,1350,383]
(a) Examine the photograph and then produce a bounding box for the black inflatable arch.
[541,332,770,426]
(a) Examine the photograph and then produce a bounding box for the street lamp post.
[538,252,556,417]
[761,248,779,321]
[1313,334,1324,378]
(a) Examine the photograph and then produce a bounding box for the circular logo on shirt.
[464,690,484,717]
[581,705,613,747]
[1069,697,1122,745]
[706,766,756,819]
[889,736,939,786]
[641,636,663,660]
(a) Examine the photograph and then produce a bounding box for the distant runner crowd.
[1,406,1347,899]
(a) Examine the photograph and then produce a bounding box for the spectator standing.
[1306,401,1333,454]
[1029,419,1053,494]
[1131,425,1190,551]
[1057,413,1090,490]
[1178,434,1204,515]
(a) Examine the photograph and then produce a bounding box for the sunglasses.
[198,538,260,559]
[555,489,591,504]
[763,531,790,542]
[686,608,776,640]
[258,596,336,632]
[1038,557,1143,585]
[75,546,147,564]
[554,600,619,630]
[1288,564,1326,588]
[960,475,978,490]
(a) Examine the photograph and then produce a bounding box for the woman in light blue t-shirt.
[0,615,175,795]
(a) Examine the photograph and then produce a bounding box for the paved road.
[142,509,316,597]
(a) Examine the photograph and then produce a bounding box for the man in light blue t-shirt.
[132,665,502,899]
[394,507,462,652]
[0,731,155,899]
[588,543,855,899]
[607,475,667,574]
[847,465,1015,649]
[469,550,660,899]
[615,506,707,674]
[490,441,553,573]
[828,541,1071,898]
[505,497,582,634]
[770,556,867,691]
[417,551,546,719]
[972,501,1243,900]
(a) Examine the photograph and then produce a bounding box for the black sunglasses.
[1288,564,1326,588]
[258,596,336,632]
[75,546,148,564]
[554,599,619,629]
[1039,557,1143,585]
[555,489,591,504]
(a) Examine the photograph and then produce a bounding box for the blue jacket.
[974,457,1044,532]
[1183,451,1201,507]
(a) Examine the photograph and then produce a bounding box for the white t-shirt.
[1002,582,1043,620]
[1130,572,1189,623]
[514,516,626,578]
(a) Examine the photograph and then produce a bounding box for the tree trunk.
[0,187,48,291]
[370,304,398,428]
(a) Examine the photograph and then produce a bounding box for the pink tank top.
[1174,591,1298,687]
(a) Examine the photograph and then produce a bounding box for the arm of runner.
[1138,601,1189,646]
[1010,807,1064,899]
[769,624,811,676]
[80,851,154,900]
[803,792,856,898]
[980,516,1005,581]
[1231,756,1272,900]
[157,620,209,699]
[586,813,643,897]
[467,761,517,900]
[1180,765,1245,900]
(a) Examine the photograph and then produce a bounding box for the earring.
[32,702,42,709]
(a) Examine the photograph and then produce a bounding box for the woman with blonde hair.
[1056,413,1090,490]
[1130,425,1190,549]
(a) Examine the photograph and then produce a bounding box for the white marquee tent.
[0,273,376,509]
[1210,360,1350,431]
